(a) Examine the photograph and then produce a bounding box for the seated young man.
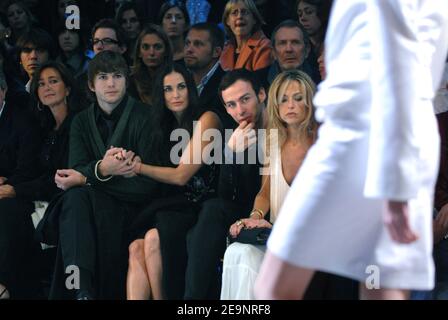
[184,69,267,299]
[37,51,160,300]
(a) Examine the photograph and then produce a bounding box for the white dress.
[268,0,448,290]
[221,142,289,299]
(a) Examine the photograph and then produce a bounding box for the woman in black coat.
[0,61,77,299]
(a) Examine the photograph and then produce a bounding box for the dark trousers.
[59,187,96,274]
[157,209,197,300]
[57,186,140,299]
[0,198,38,298]
[184,198,241,299]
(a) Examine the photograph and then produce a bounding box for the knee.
[63,186,88,202]
[59,187,90,221]
[128,239,145,264]
[144,229,160,257]
[224,243,252,261]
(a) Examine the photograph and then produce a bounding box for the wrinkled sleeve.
[364,0,436,200]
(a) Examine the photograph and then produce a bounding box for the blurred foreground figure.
[255,0,448,300]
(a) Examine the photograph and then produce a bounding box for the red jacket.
[220,30,273,72]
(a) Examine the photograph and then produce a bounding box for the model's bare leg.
[360,283,409,300]
[144,229,163,300]
[255,250,315,299]
[127,239,151,300]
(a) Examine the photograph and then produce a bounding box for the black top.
[184,159,218,204]
[94,95,128,146]
[14,114,74,201]
[0,102,43,186]
[218,143,263,214]
[157,110,219,204]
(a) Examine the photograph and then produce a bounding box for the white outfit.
[221,142,289,299]
[268,0,448,290]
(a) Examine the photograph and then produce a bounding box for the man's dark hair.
[270,19,310,53]
[88,50,129,86]
[16,28,55,58]
[91,18,127,48]
[188,22,225,50]
[218,69,263,105]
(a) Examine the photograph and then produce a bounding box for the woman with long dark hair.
[0,61,77,299]
[126,63,221,299]
[158,0,189,63]
[56,23,90,78]
[129,24,172,105]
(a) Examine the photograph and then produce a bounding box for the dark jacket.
[197,65,235,130]
[218,144,263,216]
[0,102,43,186]
[13,115,74,201]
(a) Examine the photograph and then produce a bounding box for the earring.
[37,101,43,111]
[64,96,67,106]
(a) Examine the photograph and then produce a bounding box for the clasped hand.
[100,146,141,178]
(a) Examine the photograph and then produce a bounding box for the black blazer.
[0,102,43,186]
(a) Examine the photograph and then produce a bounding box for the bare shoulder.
[198,111,220,129]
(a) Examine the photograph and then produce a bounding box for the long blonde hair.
[267,70,317,149]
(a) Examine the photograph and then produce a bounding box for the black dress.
[129,112,219,300]
[0,115,73,298]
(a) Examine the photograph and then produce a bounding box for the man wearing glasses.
[91,19,127,55]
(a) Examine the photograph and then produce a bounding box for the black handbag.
[230,227,272,246]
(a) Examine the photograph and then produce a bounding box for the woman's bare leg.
[360,283,409,300]
[144,229,163,300]
[127,239,151,300]
[255,250,315,299]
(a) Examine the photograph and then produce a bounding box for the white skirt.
[268,122,436,290]
[221,242,266,300]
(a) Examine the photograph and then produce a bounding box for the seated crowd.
[0,0,446,301]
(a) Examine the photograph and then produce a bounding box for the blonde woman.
[220,70,317,299]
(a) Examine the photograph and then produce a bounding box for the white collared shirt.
[196,61,220,96]
[25,80,31,93]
